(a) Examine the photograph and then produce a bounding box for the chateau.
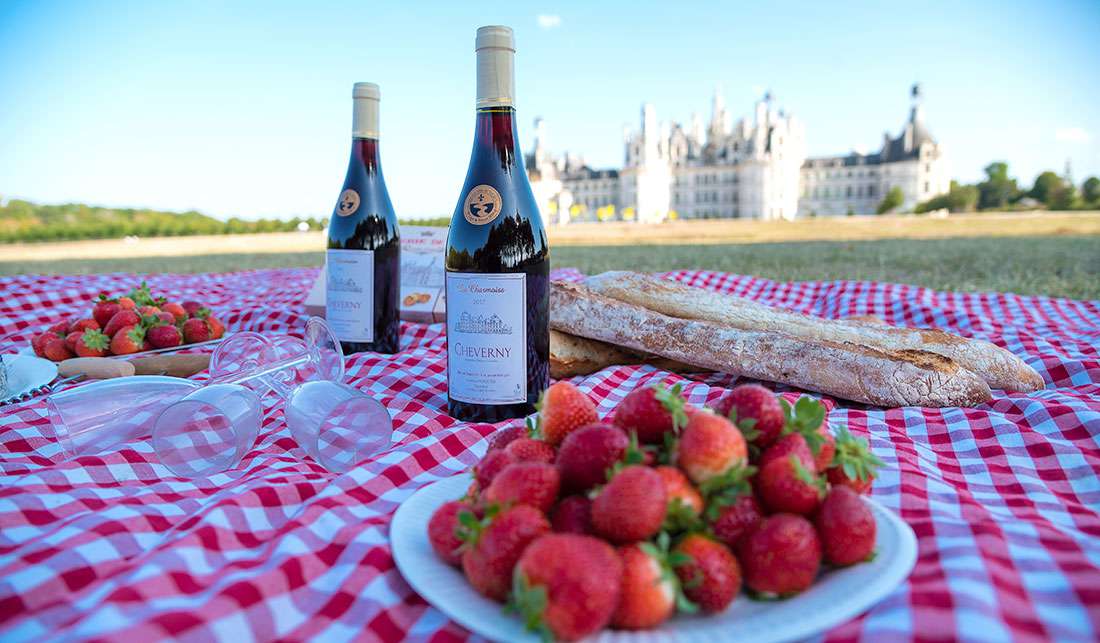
[527,84,948,222]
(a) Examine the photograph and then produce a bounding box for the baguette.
[550,330,701,378]
[585,271,1043,392]
[551,281,993,407]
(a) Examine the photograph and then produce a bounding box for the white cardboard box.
[305,226,447,323]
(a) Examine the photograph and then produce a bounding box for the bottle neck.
[350,137,381,173]
[352,97,380,139]
[476,45,515,109]
[473,107,521,169]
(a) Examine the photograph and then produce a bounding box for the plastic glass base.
[151,384,262,477]
[285,381,392,473]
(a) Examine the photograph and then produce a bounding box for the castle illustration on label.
[455,312,513,335]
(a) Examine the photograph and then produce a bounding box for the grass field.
[2,213,1098,299]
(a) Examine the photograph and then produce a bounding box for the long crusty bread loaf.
[550,330,700,378]
[585,271,1043,392]
[551,281,993,407]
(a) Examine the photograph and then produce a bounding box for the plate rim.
[391,473,917,643]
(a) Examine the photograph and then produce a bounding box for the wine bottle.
[445,25,550,422]
[326,82,401,355]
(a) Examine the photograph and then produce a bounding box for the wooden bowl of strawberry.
[30,282,226,361]
[426,381,884,640]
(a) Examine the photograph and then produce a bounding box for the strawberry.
[68,318,99,334]
[138,305,161,317]
[673,533,742,613]
[475,449,516,490]
[205,315,226,339]
[613,534,693,629]
[31,332,55,357]
[147,323,183,349]
[161,301,188,323]
[815,486,877,566]
[504,437,555,464]
[181,317,211,343]
[509,534,622,641]
[92,298,121,327]
[484,462,560,514]
[780,396,833,470]
[47,320,70,335]
[535,381,598,446]
[655,465,704,516]
[825,425,884,495]
[428,500,473,566]
[103,310,141,338]
[739,514,822,597]
[109,325,146,355]
[116,296,136,310]
[677,409,747,484]
[756,450,825,515]
[74,329,110,357]
[712,383,785,449]
[710,493,764,550]
[41,335,74,362]
[181,300,204,317]
[758,431,813,469]
[591,465,667,543]
[550,495,593,534]
[154,311,177,325]
[612,382,689,444]
[555,423,629,494]
[460,505,549,602]
[64,331,82,353]
[487,425,527,452]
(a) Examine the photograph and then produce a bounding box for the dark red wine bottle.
[445,26,550,422]
[327,82,401,355]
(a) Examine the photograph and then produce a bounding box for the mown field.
[2,213,1098,299]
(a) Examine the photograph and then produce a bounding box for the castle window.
[924,181,930,193]
[846,186,852,197]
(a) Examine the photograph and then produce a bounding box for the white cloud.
[537,14,562,29]
[1055,127,1090,143]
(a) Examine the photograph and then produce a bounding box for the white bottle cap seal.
[352,82,380,139]
[475,25,515,108]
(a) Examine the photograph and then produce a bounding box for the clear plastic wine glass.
[285,381,392,473]
[151,383,263,477]
[47,375,203,457]
[208,317,345,398]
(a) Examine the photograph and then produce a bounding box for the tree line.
[907,163,1100,214]
[0,199,450,243]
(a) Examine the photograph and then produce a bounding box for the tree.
[1029,171,1064,205]
[977,162,1019,210]
[1082,176,1100,207]
[876,186,904,214]
[915,180,979,213]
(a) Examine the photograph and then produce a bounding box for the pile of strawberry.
[427,381,884,641]
[30,282,226,361]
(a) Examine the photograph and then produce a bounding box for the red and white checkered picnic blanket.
[1,267,1098,641]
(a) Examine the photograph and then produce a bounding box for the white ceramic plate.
[392,474,917,643]
[3,353,59,401]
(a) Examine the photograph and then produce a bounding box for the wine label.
[326,249,374,342]
[446,272,527,405]
[337,189,360,216]
[463,185,503,225]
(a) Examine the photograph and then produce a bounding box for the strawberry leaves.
[699,463,757,521]
[790,455,827,497]
[780,396,828,455]
[455,505,499,547]
[642,531,699,614]
[506,571,552,642]
[654,382,689,433]
[830,425,884,482]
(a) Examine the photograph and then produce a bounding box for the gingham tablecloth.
[1,267,1098,642]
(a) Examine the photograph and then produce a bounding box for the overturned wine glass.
[152,317,390,476]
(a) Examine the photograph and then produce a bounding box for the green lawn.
[3,235,1098,299]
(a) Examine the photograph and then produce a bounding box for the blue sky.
[1,0,1097,220]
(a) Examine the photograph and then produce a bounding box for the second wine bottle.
[326,82,401,355]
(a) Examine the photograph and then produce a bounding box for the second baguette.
[551,281,992,408]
